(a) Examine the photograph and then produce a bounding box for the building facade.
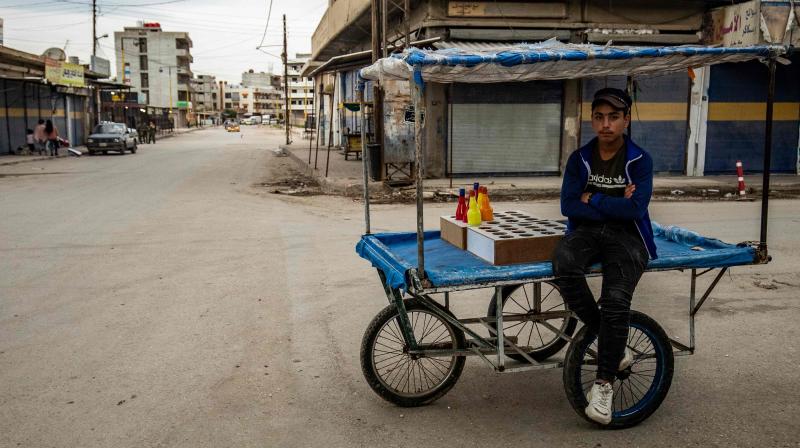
[114,22,194,128]
[242,69,280,89]
[306,0,799,178]
[287,54,314,127]
[190,74,219,124]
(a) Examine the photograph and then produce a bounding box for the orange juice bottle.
[480,186,494,221]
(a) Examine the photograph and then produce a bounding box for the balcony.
[175,48,194,63]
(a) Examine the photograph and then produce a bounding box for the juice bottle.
[455,188,467,222]
[480,186,494,221]
[467,190,482,226]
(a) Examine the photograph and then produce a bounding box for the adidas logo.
[588,173,627,185]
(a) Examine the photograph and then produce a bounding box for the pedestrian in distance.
[44,119,59,157]
[552,87,656,426]
[34,119,47,155]
[137,121,147,144]
[25,129,36,154]
[148,121,156,144]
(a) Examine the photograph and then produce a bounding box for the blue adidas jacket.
[560,136,658,260]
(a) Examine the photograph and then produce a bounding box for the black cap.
[592,88,632,113]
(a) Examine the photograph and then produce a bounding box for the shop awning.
[359,39,787,84]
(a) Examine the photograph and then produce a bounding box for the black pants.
[552,222,649,382]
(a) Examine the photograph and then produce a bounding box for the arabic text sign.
[708,0,760,46]
[45,58,85,88]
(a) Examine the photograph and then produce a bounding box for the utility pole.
[92,0,97,56]
[282,14,290,145]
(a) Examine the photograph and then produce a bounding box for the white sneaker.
[585,382,614,425]
[619,347,633,371]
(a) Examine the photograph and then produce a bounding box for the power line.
[257,0,274,49]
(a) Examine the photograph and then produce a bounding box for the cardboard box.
[440,215,469,249]
[466,211,565,265]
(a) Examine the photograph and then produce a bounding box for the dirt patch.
[256,157,323,196]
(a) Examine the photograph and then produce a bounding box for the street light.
[94,33,108,55]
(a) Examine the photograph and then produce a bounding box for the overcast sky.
[0,0,328,83]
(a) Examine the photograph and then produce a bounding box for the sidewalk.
[0,126,204,166]
[281,137,800,200]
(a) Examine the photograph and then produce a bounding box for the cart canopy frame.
[356,40,787,285]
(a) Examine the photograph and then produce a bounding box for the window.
[178,90,188,101]
[292,89,297,94]
[141,73,149,88]
[292,77,298,83]
[225,102,232,108]
[225,92,231,98]
[140,55,148,70]
[138,38,147,52]
[141,90,149,104]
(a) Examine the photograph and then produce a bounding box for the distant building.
[286,53,314,127]
[114,22,194,128]
[241,69,281,89]
[219,81,283,121]
[190,74,219,124]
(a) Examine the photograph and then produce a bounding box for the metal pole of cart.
[359,86,371,235]
[325,72,337,177]
[412,79,426,280]
[759,55,776,259]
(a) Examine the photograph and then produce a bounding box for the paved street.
[1,126,798,447]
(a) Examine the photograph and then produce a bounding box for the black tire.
[88,150,95,155]
[563,310,674,429]
[119,147,126,155]
[487,282,577,362]
[131,142,137,153]
[102,150,108,155]
[361,298,466,407]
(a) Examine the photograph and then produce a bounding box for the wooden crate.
[440,215,469,250]
[466,211,566,265]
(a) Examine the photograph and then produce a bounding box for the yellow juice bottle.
[467,190,482,226]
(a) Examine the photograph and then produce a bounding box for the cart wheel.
[361,298,466,407]
[487,282,577,362]
[563,310,674,429]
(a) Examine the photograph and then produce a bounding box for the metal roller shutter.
[450,81,562,175]
[704,54,800,174]
[581,73,690,174]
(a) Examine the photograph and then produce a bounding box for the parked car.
[86,122,137,155]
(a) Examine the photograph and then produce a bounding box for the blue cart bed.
[356,223,756,292]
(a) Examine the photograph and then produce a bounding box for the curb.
[282,145,386,196]
[0,128,208,167]
[0,152,74,166]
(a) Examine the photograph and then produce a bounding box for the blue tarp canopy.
[356,223,756,292]
[359,40,785,84]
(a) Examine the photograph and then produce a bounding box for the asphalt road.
[1,126,798,447]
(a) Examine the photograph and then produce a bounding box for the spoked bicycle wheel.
[487,282,577,362]
[361,298,466,407]
[563,310,674,428]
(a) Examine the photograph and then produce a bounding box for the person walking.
[137,121,147,144]
[148,121,156,144]
[45,120,59,157]
[34,119,47,155]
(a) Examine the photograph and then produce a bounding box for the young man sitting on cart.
[552,87,658,425]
